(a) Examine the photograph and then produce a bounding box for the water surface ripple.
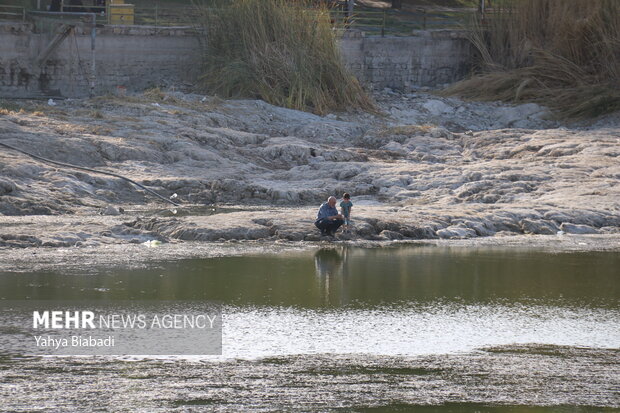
[0,246,618,411]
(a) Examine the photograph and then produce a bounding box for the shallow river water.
[0,245,618,411]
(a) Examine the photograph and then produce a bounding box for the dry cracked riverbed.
[1,90,619,264]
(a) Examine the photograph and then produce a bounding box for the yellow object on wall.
[109,3,134,25]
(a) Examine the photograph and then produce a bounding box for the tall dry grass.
[444,0,620,118]
[191,0,374,115]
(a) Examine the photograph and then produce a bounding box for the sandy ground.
[1,89,619,266]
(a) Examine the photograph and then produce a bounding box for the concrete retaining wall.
[0,21,471,98]
[340,30,473,91]
[0,22,201,98]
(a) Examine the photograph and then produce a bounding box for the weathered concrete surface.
[0,22,201,98]
[0,90,619,257]
[1,21,470,98]
[340,30,472,90]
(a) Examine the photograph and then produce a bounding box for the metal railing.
[130,4,195,27]
[0,4,26,21]
[331,8,472,36]
[36,3,196,27]
[0,3,473,34]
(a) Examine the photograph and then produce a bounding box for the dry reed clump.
[443,0,620,118]
[143,87,183,105]
[192,0,374,115]
[0,100,23,114]
[90,89,218,113]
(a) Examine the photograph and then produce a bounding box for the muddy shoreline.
[1,345,618,411]
[1,225,618,273]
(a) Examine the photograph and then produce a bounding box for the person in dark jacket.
[314,196,344,237]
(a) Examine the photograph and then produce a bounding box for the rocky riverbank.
[1,90,619,258]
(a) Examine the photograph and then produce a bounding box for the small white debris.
[170,193,178,199]
[101,205,120,216]
[47,98,56,106]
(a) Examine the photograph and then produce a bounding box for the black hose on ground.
[0,141,180,207]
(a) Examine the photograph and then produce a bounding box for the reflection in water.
[0,246,618,308]
[314,248,348,306]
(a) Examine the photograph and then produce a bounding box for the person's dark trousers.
[315,218,344,235]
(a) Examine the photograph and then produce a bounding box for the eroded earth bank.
[1,90,619,267]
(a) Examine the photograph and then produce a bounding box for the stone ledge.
[0,22,32,33]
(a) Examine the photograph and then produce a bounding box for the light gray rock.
[436,226,477,239]
[261,141,312,165]
[493,103,545,128]
[461,220,495,237]
[422,100,453,116]
[352,221,376,237]
[381,141,406,152]
[543,211,574,223]
[380,230,404,240]
[304,233,322,241]
[455,181,494,200]
[275,229,305,241]
[101,206,121,216]
[560,223,599,234]
[520,219,559,235]
[337,167,360,180]
[336,231,355,240]
[0,179,16,195]
[399,225,437,239]
[429,127,452,139]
